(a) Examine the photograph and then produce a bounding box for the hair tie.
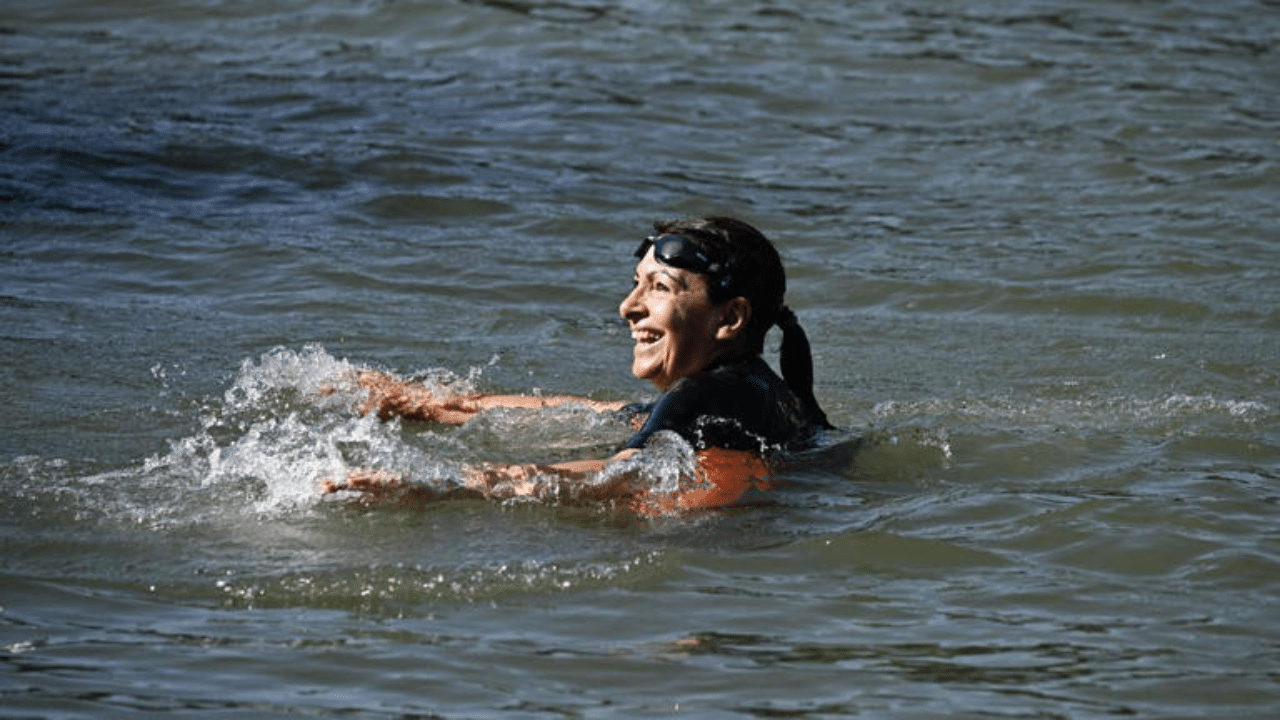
[776,305,798,330]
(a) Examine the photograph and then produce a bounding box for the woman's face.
[619,248,727,391]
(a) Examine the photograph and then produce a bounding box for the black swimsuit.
[624,355,823,454]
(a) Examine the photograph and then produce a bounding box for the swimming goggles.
[634,234,725,276]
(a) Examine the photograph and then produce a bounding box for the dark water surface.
[3,1,1278,717]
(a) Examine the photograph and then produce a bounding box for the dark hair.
[651,216,833,429]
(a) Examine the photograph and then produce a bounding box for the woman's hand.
[355,371,481,423]
[323,468,407,496]
[323,468,485,503]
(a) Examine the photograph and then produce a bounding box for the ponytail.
[776,306,834,429]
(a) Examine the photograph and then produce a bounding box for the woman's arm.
[463,450,639,499]
[325,447,772,513]
[325,449,640,503]
[355,370,628,423]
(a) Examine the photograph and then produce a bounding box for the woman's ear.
[715,297,752,341]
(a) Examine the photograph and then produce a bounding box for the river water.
[2,0,1278,717]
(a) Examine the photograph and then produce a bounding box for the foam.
[150,345,713,516]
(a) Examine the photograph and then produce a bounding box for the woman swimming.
[327,216,832,511]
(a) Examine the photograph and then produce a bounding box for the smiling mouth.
[631,329,661,346]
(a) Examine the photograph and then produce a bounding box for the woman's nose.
[619,285,644,321]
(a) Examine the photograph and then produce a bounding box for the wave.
[12,341,1263,537]
[54,345,722,525]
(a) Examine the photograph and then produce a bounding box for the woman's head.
[645,216,786,355]
[619,216,832,428]
[619,229,750,391]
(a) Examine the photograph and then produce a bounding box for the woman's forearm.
[357,371,627,423]
[471,394,628,415]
